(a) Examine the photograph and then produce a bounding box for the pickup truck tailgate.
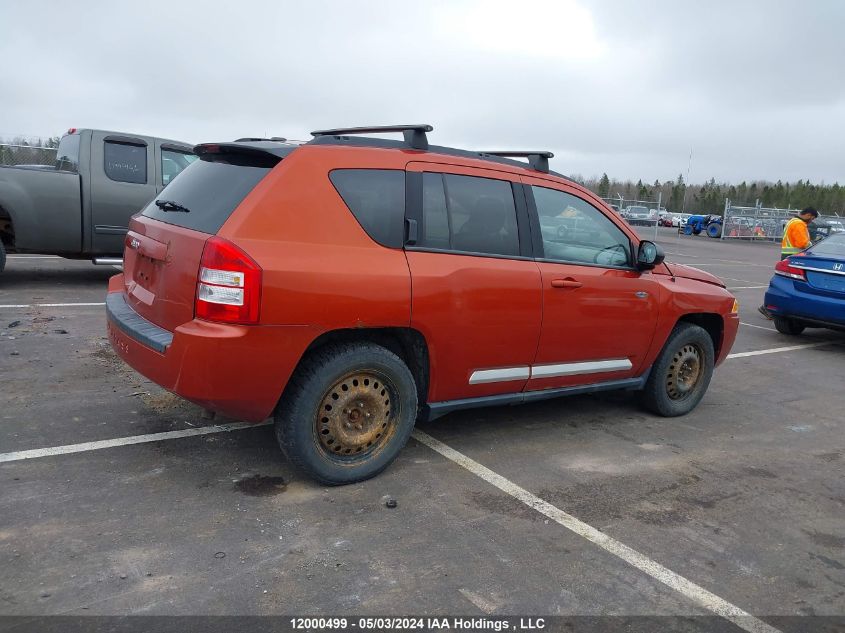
[122,215,207,332]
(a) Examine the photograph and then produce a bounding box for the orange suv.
[107,124,739,484]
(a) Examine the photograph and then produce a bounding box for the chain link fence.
[722,200,845,242]
[0,144,58,168]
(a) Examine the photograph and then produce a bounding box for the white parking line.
[0,342,836,466]
[412,430,781,633]
[7,255,60,259]
[727,342,829,358]
[727,286,768,290]
[740,322,776,331]
[0,302,105,309]
[0,421,272,463]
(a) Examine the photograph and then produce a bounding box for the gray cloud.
[1,0,843,183]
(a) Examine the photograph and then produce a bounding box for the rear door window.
[161,148,197,186]
[419,173,520,257]
[329,169,405,248]
[104,141,147,184]
[141,153,276,234]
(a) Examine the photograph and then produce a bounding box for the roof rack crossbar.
[310,124,433,150]
[480,150,554,172]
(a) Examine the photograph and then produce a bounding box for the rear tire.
[275,342,418,485]
[0,240,6,274]
[707,223,722,238]
[773,317,805,335]
[640,323,715,417]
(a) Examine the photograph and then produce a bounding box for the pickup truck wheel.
[0,240,6,274]
[773,317,805,335]
[275,342,417,485]
[640,323,714,417]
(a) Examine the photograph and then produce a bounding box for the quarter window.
[532,186,630,267]
[419,173,520,257]
[330,169,405,248]
[104,141,147,184]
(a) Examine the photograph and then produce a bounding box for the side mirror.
[637,240,665,270]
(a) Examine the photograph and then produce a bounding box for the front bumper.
[106,283,316,422]
[717,313,740,366]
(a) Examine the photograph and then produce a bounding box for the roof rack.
[479,151,554,173]
[311,124,433,150]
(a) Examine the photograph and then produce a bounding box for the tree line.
[578,173,845,216]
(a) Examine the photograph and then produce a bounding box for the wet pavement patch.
[233,474,288,496]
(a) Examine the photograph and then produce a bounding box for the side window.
[419,173,520,257]
[532,186,630,267]
[104,141,147,184]
[329,169,405,248]
[161,149,197,186]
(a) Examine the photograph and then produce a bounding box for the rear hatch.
[121,142,292,332]
[789,234,845,299]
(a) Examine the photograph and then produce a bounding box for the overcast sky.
[1,0,843,184]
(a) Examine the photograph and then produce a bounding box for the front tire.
[707,223,723,238]
[275,342,418,485]
[0,240,6,274]
[641,323,715,417]
[773,317,805,335]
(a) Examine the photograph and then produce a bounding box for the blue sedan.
[764,233,845,335]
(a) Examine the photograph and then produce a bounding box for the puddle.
[234,475,288,497]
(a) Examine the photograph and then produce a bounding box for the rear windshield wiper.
[154,199,191,213]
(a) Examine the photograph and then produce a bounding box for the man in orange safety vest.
[780,207,818,259]
[758,207,818,319]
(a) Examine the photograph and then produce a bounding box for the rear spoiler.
[194,141,298,161]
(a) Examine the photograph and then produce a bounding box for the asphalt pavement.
[1,232,843,633]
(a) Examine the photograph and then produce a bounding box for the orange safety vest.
[781,218,810,256]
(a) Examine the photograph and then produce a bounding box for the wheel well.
[0,205,14,248]
[678,313,723,356]
[302,327,430,405]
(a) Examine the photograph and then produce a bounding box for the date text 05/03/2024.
[289,618,546,631]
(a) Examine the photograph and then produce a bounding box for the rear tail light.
[774,259,806,281]
[195,237,261,324]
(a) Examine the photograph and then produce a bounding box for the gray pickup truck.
[0,128,195,273]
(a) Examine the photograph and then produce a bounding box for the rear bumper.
[106,278,317,422]
[764,276,845,327]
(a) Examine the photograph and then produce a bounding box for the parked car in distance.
[625,205,656,226]
[672,213,692,228]
[660,213,676,227]
[106,124,740,485]
[0,128,195,274]
[826,219,845,233]
[763,233,845,335]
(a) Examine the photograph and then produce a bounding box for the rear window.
[55,133,80,172]
[141,154,275,234]
[329,169,405,248]
[808,233,845,257]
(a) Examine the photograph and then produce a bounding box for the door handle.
[551,278,582,289]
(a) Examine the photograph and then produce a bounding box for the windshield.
[55,133,80,172]
[807,233,845,257]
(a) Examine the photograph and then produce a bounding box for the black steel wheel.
[641,323,715,417]
[275,342,417,485]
